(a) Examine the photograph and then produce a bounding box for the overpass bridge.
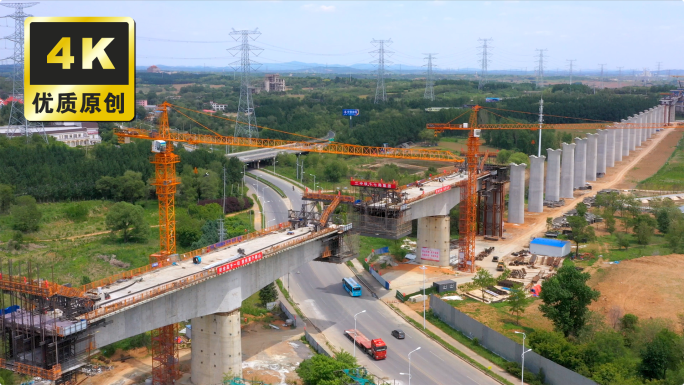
[226,131,335,165]
[299,169,507,267]
[0,220,356,384]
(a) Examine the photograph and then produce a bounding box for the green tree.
[118,170,147,203]
[11,195,42,233]
[615,232,630,250]
[546,217,554,232]
[506,287,531,324]
[297,351,359,385]
[496,149,512,164]
[567,216,595,259]
[424,166,438,179]
[634,221,654,245]
[473,268,496,302]
[508,152,529,166]
[539,262,600,337]
[575,202,588,217]
[665,218,684,253]
[604,213,616,235]
[640,328,683,380]
[96,171,147,203]
[323,161,348,182]
[259,282,278,304]
[377,164,401,182]
[105,202,147,242]
[0,184,13,214]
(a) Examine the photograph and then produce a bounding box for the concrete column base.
[191,309,242,385]
[416,215,450,267]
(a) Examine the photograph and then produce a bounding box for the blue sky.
[4,1,682,72]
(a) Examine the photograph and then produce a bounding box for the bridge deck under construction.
[98,225,318,308]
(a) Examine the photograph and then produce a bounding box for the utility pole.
[478,38,492,90]
[2,2,47,143]
[656,61,662,78]
[617,67,623,88]
[370,38,393,104]
[598,64,606,89]
[566,59,576,84]
[535,49,547,89]
[423,53,436,101]
[538,97,544,157]
[228,28,262,139]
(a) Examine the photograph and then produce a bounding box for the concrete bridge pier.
[508,163,526,224]
[417,215,450,267]
[560,142,575,199]
[528,155,545,213]
[573,137,587,188]
[623,122,631,157]
[191,309,243,385]
[606,128,615,168]
[614,128,623,163]
[586,133,598,181]
[597,130,607,176]
[630,116,638,151]
[545,149,561,202]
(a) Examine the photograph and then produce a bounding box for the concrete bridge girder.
[91,239,327,349]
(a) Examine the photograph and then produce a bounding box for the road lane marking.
[430,350,445,362]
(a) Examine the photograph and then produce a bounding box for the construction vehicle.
[496,261,505,272]
[344,329,387,360]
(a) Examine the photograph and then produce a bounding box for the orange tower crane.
[116,102,464,384]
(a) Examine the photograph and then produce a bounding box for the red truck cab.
[344,329,387,360]
[370,338,387,360]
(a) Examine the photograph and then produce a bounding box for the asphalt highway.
[248,169,498,385]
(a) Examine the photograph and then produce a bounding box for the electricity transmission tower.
[566,59,576,84]
[423,53,436,101]
[617,66,623,88]
[2,2,47,143]
[370,39,393,104]
[477,38,492,90]
[228,28,262,139]
[535,49,547,88]
[598,64,606,89]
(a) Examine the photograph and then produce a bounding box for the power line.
[423,53,437,101]
[228,28,262,139]
[598,63,606,89]
[477,38,492,90]
[370,38,392,104]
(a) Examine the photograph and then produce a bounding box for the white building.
[0,121,101,147]
[529,238,572,257]
[209,101,228,111]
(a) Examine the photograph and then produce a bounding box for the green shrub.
[64,203,89,222]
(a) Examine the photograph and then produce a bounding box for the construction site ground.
[78,320,309,385]
[588,254,684,333]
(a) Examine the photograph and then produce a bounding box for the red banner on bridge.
[350,178,397,189]
[435,185,451,194]
[216,252,264,275]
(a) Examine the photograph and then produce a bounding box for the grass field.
[637,133,684,190]
[0,200,161,285]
